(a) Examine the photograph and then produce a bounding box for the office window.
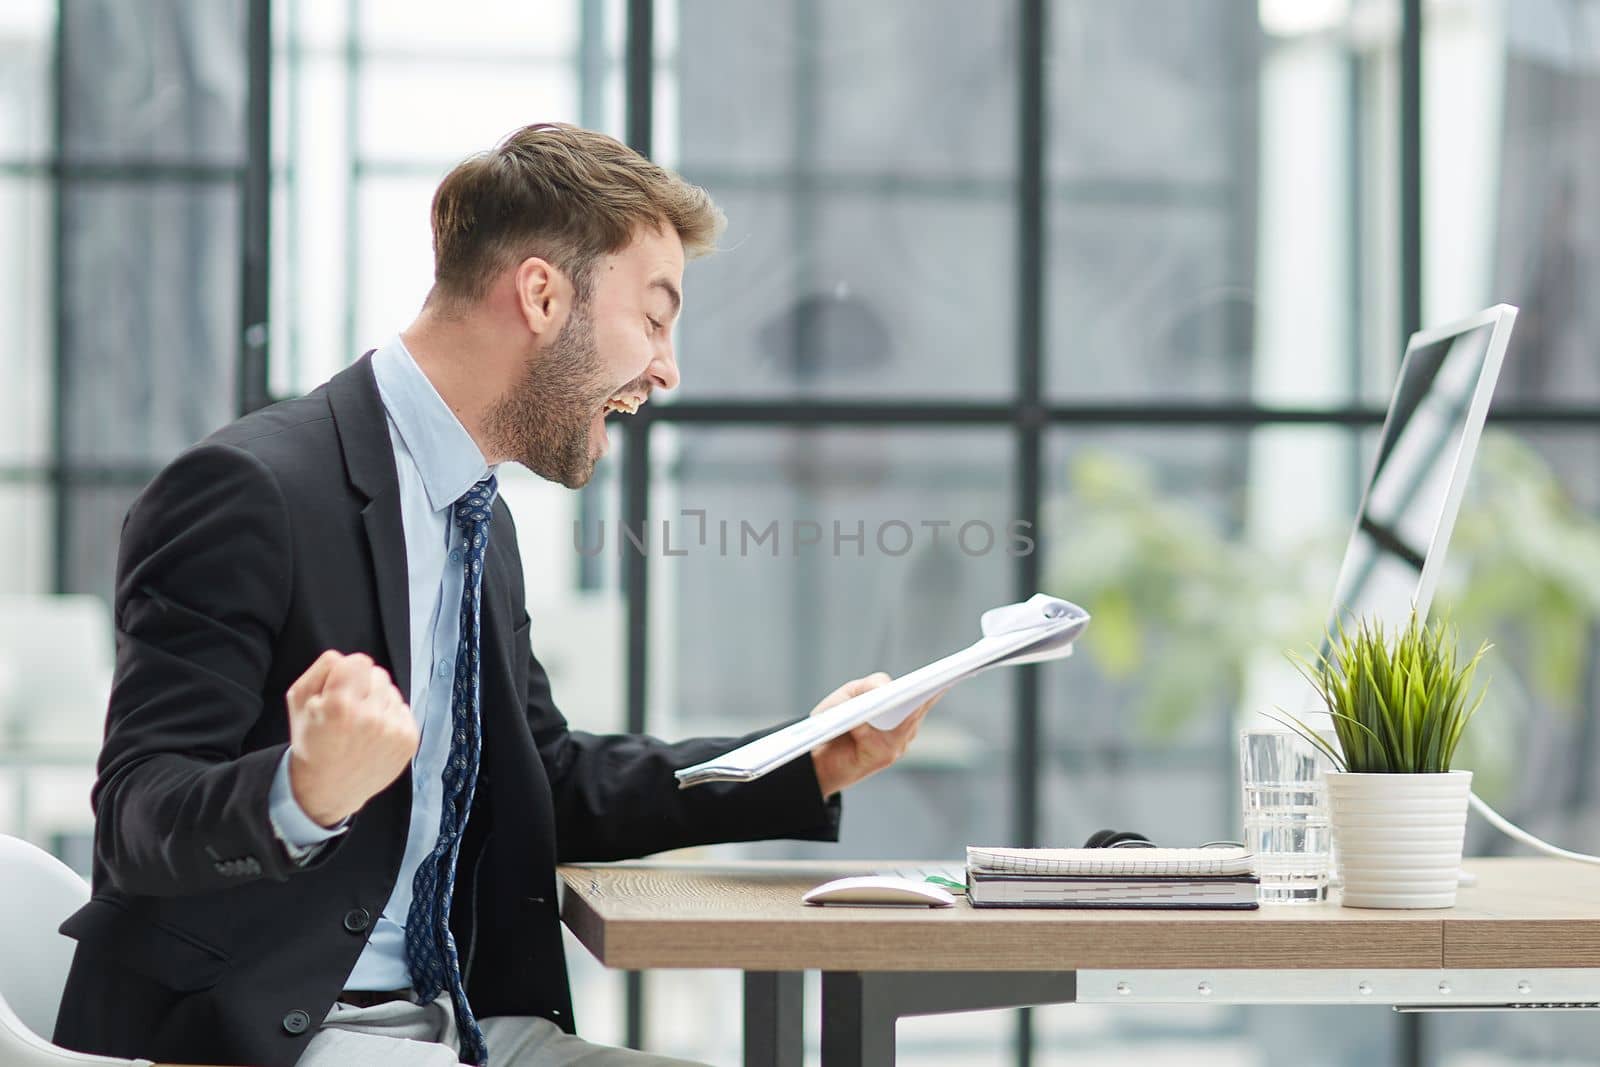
[1442,428,1600,843]
[0,176,51,470]
[0,0,52,477]
[0,488,51,597]
[1046,1,1262,401]
[1437,1,1600,403]
[669,0,1018,401]
[60,2,246,165]
[60,183,239,467]
[0,1,55,595]
[56,0,248,601]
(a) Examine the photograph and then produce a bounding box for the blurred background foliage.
[1046,431,1600,804]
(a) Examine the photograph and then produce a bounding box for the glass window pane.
[669,0,1017,399]
[0,1,54,160]
[356,0,579,57]
[0,484,52,596]
[671,189,1015,401]
[352,175,442,351]
[61,183,239,465]
[1454,5,1600,403]
[1049,202,1248,399]
[673,0,799,173]
[1046,2,1262,402]
[1442,427,1600,833]
[272,41,354,395]
[357,61,581,162]
[1041,426,1358,849]
[810,0,1014,179]
[1047,2,1402,405]
[61,0,246,166]
[564,928,625,1048]
[0,178,51,464]
[62,485,142,602]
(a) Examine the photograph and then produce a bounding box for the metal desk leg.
[820,971,1078,1067]
[744,971,804,1067]
[821,973,895,1067]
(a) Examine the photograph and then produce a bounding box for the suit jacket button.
[282,1009,311,1035]
[342,907,372,934]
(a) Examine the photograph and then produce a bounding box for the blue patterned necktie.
[405,474,497,1067]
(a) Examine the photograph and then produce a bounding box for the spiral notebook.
[966,845,1254,878]
[965,873,1260,909]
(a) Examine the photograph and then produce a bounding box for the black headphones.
[1082,828,1154,849]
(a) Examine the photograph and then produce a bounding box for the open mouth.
[593,391,648,459]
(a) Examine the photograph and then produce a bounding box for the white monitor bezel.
[1327,302,1519,633]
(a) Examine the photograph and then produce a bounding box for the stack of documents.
[675,595,1090,788]
[965,845,1259,910]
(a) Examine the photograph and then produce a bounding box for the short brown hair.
[428,122,725,305]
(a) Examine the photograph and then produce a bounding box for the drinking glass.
[1240,727,1332,904]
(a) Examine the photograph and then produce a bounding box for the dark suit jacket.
[52,355,839,1066]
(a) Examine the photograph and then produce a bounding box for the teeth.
[605,396,641,415]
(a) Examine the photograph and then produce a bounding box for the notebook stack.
[965,845,1259,910]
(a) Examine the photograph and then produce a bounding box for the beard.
[484,303,614,489]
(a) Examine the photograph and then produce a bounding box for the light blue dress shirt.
[267,335,494,991]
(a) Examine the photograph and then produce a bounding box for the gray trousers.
[295,994,710,1067]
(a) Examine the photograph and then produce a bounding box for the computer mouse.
[802,875,956,907]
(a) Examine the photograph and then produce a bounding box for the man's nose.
[649,344,680,392]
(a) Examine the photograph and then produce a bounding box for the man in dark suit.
[53,122,933,1067]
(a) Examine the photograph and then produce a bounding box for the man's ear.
[513,256,569,338]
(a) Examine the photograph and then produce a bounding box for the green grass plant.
[1275,613,1490,774]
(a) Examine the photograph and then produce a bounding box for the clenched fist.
[285,650,419,828]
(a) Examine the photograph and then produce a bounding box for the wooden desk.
[560,858,1600,1066]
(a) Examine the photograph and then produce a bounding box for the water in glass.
[1241,728,1331,904]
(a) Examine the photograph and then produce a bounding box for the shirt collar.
[370,335,493,513]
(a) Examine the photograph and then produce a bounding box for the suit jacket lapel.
[327,354,413,703]
[478,499,518,731]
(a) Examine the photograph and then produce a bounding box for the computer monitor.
[1323,303,1518,638]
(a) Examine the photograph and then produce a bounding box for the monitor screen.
[1324,307,1515,638]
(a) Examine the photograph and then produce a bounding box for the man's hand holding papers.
[676,594,1090,790]
[808,673,944,799]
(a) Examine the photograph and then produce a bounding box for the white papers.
[674,594,1090,789]
[966,845,1254,878]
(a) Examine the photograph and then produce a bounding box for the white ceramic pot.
[1325,770,1473,909]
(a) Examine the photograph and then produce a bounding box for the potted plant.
[1278,613,1491,909]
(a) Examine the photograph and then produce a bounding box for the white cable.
[1470,790,1600,866]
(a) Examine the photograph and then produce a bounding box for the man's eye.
[647,316,663,333]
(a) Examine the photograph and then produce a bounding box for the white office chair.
[0,834,152,1065]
